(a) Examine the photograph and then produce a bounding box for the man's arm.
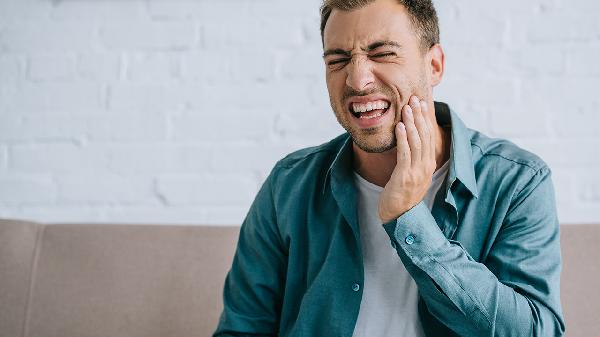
[383,166,565,336]
[379,96,564,335]
[213,168,286,337]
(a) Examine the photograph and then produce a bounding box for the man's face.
[323,0,431,153]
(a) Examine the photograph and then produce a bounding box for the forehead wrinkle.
[325,17,400,54]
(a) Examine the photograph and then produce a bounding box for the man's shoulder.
[469,128,549,174]
[274,132,348,170]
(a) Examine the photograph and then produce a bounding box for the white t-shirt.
[351,160,450,337]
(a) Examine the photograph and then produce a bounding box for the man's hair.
[320,0,440,52]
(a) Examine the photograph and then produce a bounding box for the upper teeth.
[352,101,389,113]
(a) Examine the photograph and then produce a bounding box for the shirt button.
[405,234,415,245]
[390,240,397,249]
[352,283,361,292]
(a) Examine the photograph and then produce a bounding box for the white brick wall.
[0,0,599,225]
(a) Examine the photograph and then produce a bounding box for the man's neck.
[352,124,451,188]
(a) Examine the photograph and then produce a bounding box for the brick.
[488,103,552,138]
[0,113,86,142]
[551,105,600,138]
[435,76,519,107]
[181,50,277,83]
[0,22,94,53]
[574,171,600,203]
[106,144,212,174]
[50,0,147,21]
[0,174,57,205]
[180,51,230,82]
[99,22,197,51]
[56,173,154,205]
[156,174,258,206]
[147,1,243,20]
[548,167,577,208]
[27,54,76,81]
[273,107,343,144]
[4,83,103,113]
[0,145,7,169]
[0,112,167,143]
[148,1,317,22]
[9,143,111,173]
[209,143,299,174]
[186,81,311,110]
[511,9,600,45]
[0,55,23,82]
[85,111,168,142]
[438,7,508,47]
[108,84,185,111]
[126,52,180,82]
[0,0,598,224]
[170,108,276,142]
[566,42,600,76]
[77,53,122,81]
[444,44,566,79]
[520,77,599,117]
[203,18,305,49]
[0,0,51,21]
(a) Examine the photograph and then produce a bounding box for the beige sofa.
[0,219,598,337]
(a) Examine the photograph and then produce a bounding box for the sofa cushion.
[0,219,40,337]
[24,224,239,337]
[560,224,600,337]
[1,220,598,337]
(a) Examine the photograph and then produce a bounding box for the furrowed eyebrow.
[322,40,402,58]
[364,40,402,52]
[322,48,351,58]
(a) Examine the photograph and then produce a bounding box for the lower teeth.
[359,111,383,119]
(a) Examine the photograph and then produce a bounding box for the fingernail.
[398,122,405,131]
[405,106,413,116]
[411,96,420,105]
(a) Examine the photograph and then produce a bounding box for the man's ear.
[428,44,445,87]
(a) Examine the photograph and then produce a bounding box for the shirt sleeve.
[213,168,286,337]
[382,166,565,337]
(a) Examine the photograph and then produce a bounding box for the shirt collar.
[435,101,479,199]
[322,101,479,199]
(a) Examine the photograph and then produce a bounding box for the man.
[214,0,565,336]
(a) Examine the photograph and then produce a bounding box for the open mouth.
[349,100,391,120]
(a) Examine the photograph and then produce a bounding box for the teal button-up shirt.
[214,102,565,337]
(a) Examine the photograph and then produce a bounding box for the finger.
[394,101,402,125]
[403,101,422,166]
[412,97,430,163]
[421,100,436,167]
[395,121,411,170]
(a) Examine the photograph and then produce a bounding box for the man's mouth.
[349,100,390,119]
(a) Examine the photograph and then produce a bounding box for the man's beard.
[331,77,428,154]
[348,119,397,153]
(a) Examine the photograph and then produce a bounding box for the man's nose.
[345,57,375,91]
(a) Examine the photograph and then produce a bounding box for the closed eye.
[327,58,350,66]
[371,52,396,58]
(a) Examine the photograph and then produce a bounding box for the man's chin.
[350,133,396,153]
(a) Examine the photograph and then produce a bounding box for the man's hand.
[378,96,437,223]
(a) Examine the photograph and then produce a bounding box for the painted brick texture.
[0,0,598,224]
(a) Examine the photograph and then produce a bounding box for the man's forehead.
[323,2,414,50]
